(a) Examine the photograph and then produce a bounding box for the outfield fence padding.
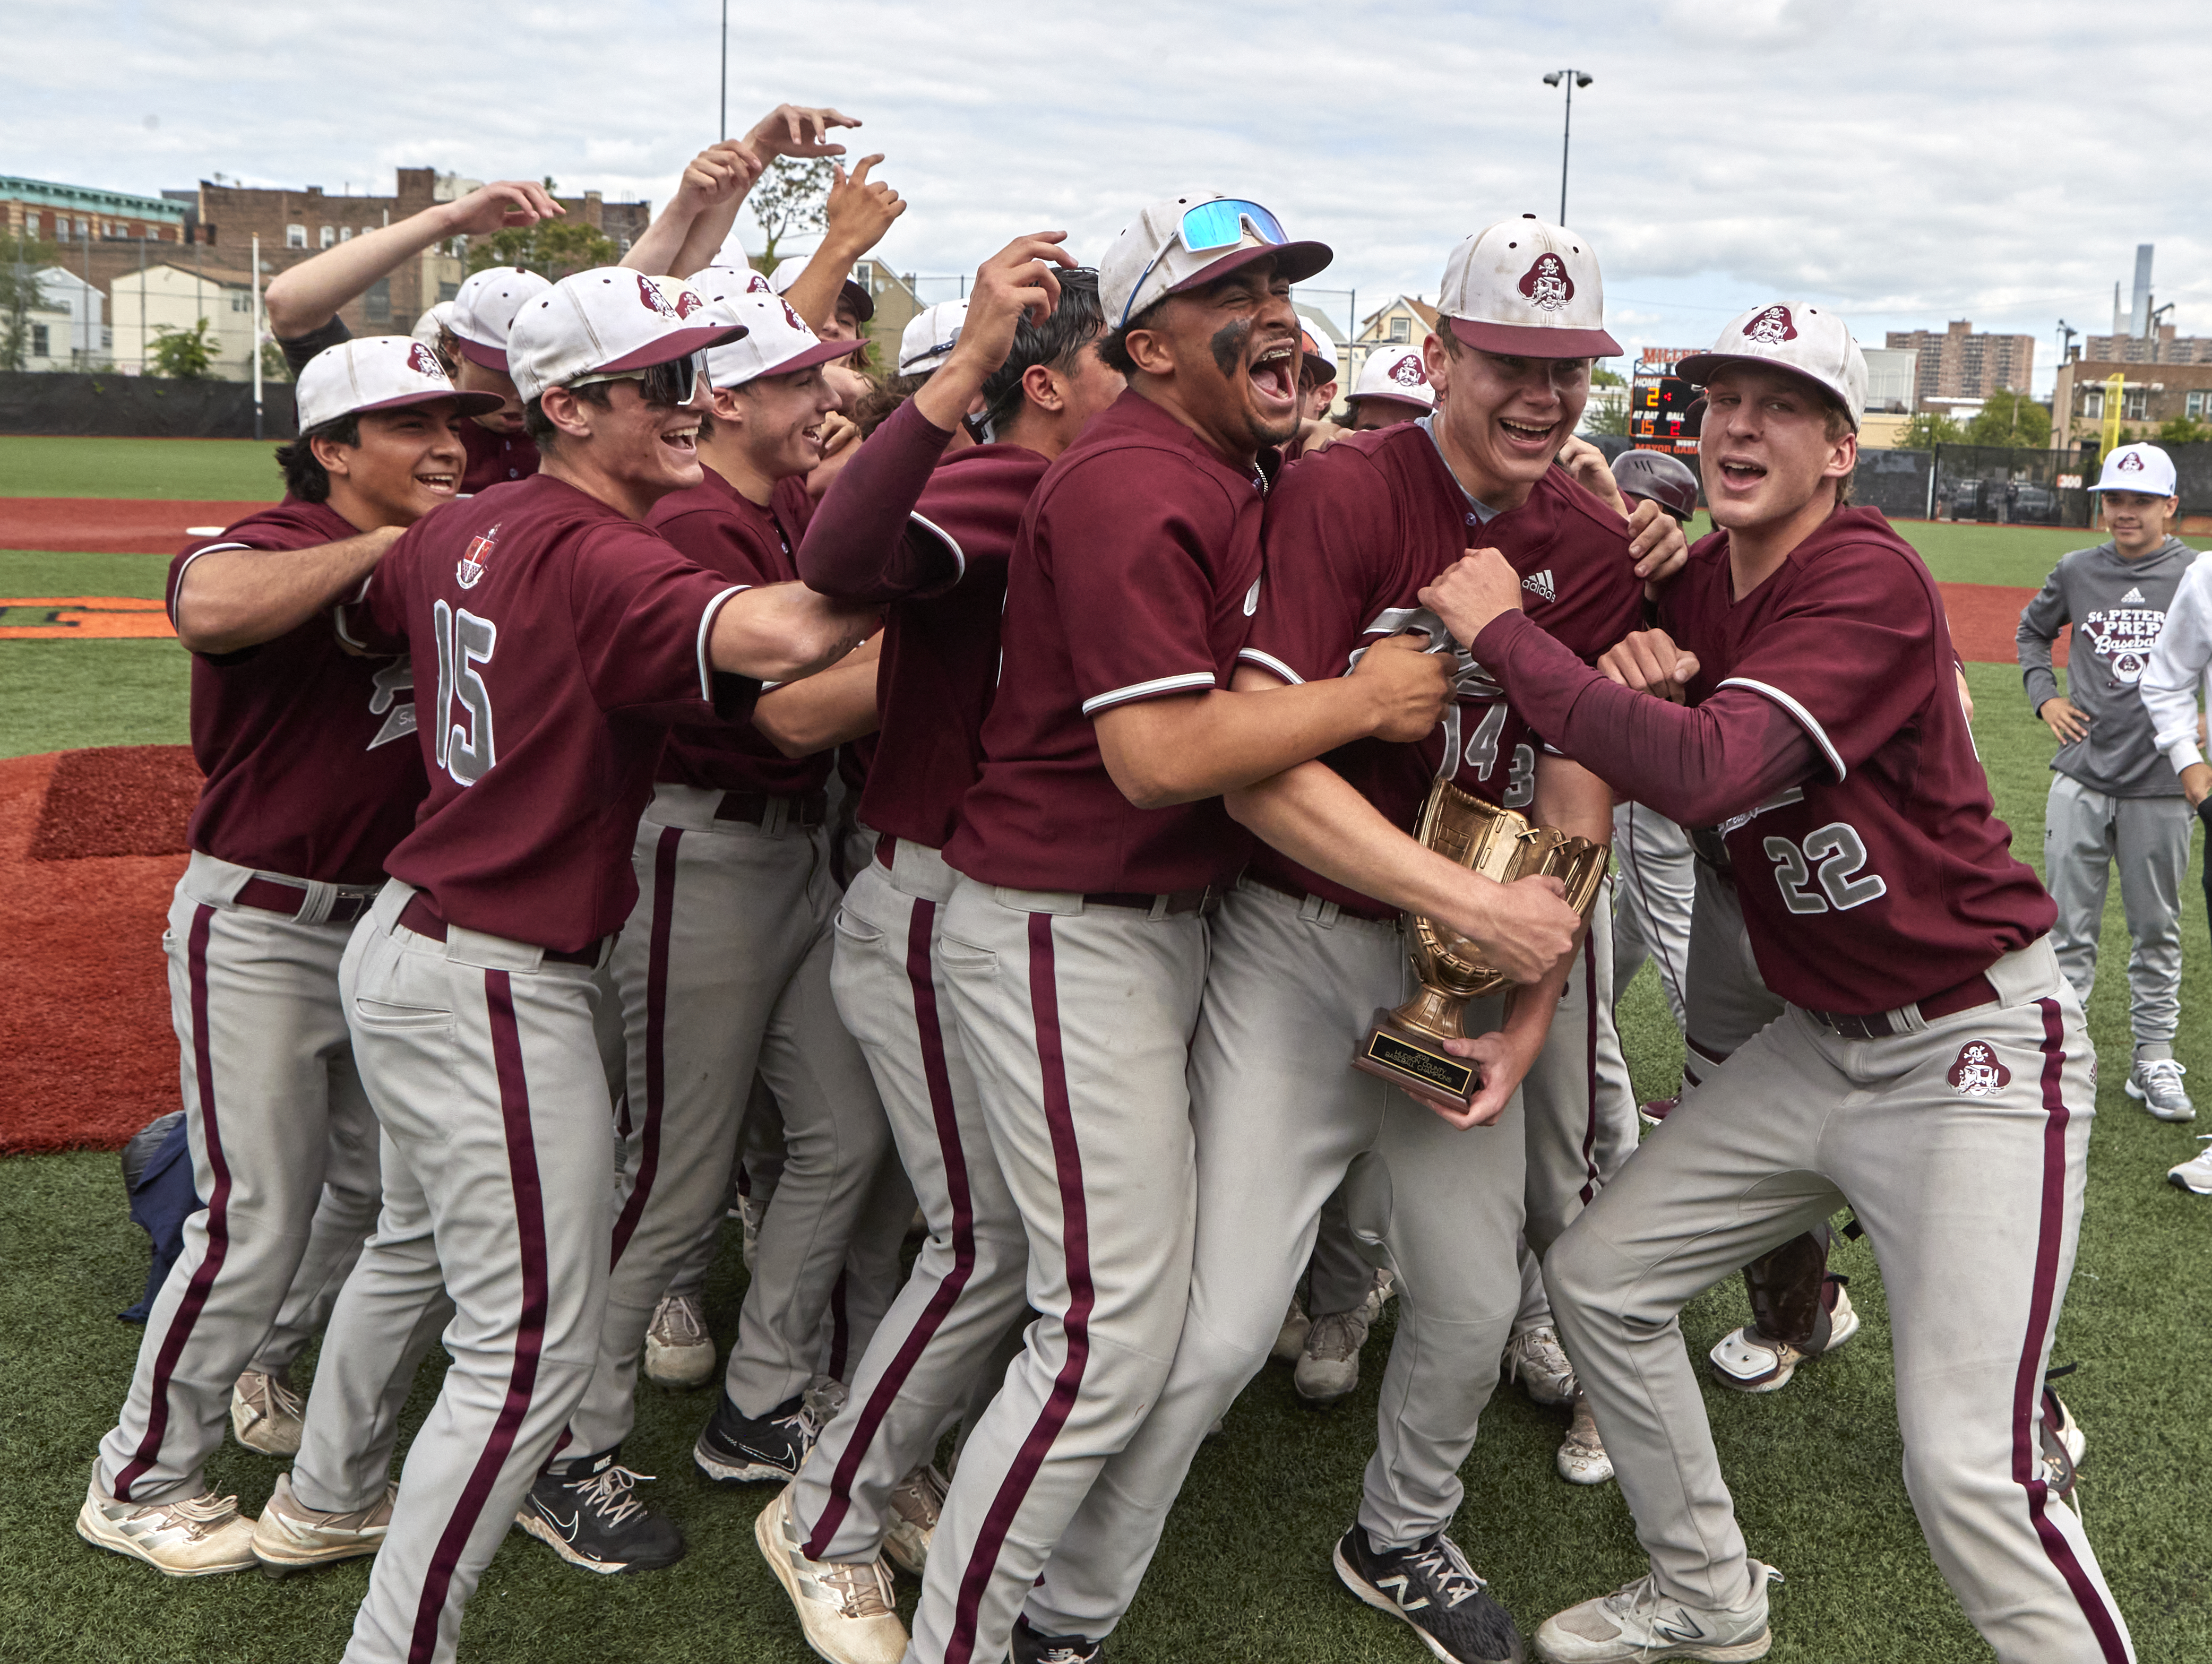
[0,373,296,439]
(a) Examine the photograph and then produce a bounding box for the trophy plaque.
[1354,779,1607,1112]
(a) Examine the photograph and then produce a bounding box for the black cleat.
[1333,1524,1525,1663]
[693,1391,819,1485]
[514,1447,685,1574]
[1012,1615,1106,1663]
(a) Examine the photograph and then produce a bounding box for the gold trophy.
[1354,779,1608,1111]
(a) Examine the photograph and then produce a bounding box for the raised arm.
[173,528,403,656]
[782,155,905,334]
[621,142,763,277]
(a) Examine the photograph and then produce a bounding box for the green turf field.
[0,435,285,501]
[5,440,2212,1661]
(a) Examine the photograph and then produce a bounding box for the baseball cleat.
[2166,1137,2212,1195]
[2041,1387,2086,1518]
[1272,1296,1312,1364]
[78,1470,259,1576]
[515,1447,684,1574]
[883,1461,946,1577]
[1638,1096,1679,1128]
[1333,1523,1525,1663]
[1012,1614,1107,1663]
[1296,1308,1373,1408]
[231,1367,306,1455]
[695,1391,820,1485]
[754,1484,908,1664]
[642,1291,717,1388]
[2127,1058,2193,1122]
[1504,1326,1579,1408]
[1362,1267,1398,1323]
[1708,1280,1858,1394]
[1533,1562,1776,1662]
[805,1373,851,1423]
[251,1471,393,1576]
[1556,1395,1613,1486]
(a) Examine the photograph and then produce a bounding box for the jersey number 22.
[1763,822,1887,915]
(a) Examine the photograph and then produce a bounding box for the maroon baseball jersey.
[168,499,427,886]
[340,473,758,951]
[1653,508,2053,1012]
[647,465,829,798]
[459,420,538,495]
[944,390,1270,893]
[1241,427,1642,912]
[860,443,1051,849]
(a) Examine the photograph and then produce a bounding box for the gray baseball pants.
[1543,938,2135,1662]
[97,852,382,1503]
[1521,880,1639,1257]
[1612,800,1694,1032]
[326,881,616,1664]
[566,784,893,1454]
[908,877,1212,1664]
[2043,772,2191,1058]
[1020,877,1527,1642]
[791,840,1033,1563]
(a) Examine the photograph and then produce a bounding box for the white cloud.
[14,0,2208,389]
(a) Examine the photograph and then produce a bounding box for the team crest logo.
[2079,607,2165,685]
[457,524,498,590]
[1518,253,1574,313]
[1744,305,1797,346]
[1389,354,1428,387]
[637,273,678,317]
[1947,1040,2011,1097]
[406,342,445,380]
[672,288,703,319]
[746,272,773,294]
[2118,451,2145,472]
[780,299,807,333]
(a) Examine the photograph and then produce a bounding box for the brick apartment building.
[2080,325,2212,366]
[1885,320,2036,402]
[2052,356,2212,452]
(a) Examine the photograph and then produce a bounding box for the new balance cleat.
[642,1291,716,1388]
[1534,1562,1776,1662]
[695,1391,819,1485]
[231,1367,305,1455]
[1334,1524,1525,1663]
[78,1471,259,1576]
[252,1471,393,1576]
[883,1461,946,1577]
[2127,1058,2193,1122]
[1556,1395,1613,1486]
[1012,1615,1107,1663]
[1504,1326,1579,1407]
[1296,1308,1373,1408]
[515,1447,683,1574]
[754,1484,908,1664]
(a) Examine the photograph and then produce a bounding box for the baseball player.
[75,337,500,1575]
[1298,321,1340,420]
[1012,217,1642,1664]
[1344,341,1437,430]
[500,277,894,1575]
[1422,303,2133,1663]
[2019,440,2197,1120]
[244,272,874,1664]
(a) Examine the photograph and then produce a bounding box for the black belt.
[398,892,607,967]
[1083,886,1219,918]
[1242,869,1399,924]
[1804,971,1998,1040]
[235,876,377,925]
[715,789,829,828]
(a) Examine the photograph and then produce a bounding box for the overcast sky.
[16,1,2207,392]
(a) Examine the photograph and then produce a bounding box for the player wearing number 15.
[311,270,875,1664]
[1421,304,2133,1662]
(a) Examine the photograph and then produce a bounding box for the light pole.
[719,0,728,139]
[1542,69,1594,224]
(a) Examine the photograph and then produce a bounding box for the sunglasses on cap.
[1121,199,1291,329]
[569,352,704,408]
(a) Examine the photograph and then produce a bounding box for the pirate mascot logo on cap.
[1518,253,1574,313]
[1744,305,1798,346]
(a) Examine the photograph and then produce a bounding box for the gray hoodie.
[2018,535,2196,796]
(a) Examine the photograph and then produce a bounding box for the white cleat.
[1271,1296,1311,1364]
[2128,1058,2194,1122]
[1557,1394,1614,1486]
[642,1291,717,1389]
[1360,1267,1397,1324]
[77,1471,260,1576]
[1709,1283,1859,1394]
[252,1470,394,1576]
[883,1462,946,1577]
[1505,1325,1580,1407]
[231,1368,305,1455]
[1295,1308,1372,1408]
[2168,1137,2212,1195]
[753,1484,909,1664]
[1535,1562,1778,1662]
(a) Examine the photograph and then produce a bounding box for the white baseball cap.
[1348,344,1435,413]
[295,335,504,433]
[1676,303,1866,429]
[900,299,968,375]
[446,266,554,374]
[1438,217,1620,359]
[506,269,743,404]
[2091,441,2179,497]
[410,301,454,354]
[768,255,876,323]
[1099,192,1331,331]
[701,289,867,391]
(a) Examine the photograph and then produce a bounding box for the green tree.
[1592,366,1627,387]
[148,317,217,380]
[467,221,619,281]
[1896,410,1967,449]
[260,339,293,383]
[1965,388,2051,449]
[2156,413,2212,447]
[749,157,833,268]
[1579,390,1633,436]
[0,232,62,372]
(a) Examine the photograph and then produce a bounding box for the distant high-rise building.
[1884,320,2035,402]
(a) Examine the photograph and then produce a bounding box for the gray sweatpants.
[2043,772,2191,1057]
[1022,878,1526,1641]
[1612,800,1694,1033]
[567,784,894,1452]
[328,881,616,1664]
[1544,939,2134,1662]
[911,878,1210,1664]
[792,841,1032,1564]
[97,852,382,1502]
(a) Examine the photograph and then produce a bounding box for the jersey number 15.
[432,599,497,786]
[1763,822,1887,915]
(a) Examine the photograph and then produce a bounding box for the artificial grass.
[0,436,284,502]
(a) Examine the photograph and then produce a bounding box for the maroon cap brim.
[354,388,507,420]
[1447,316,1622,359]
[1169,239,1336,298]
[1674,353,1854,428]
[598,323,749,373]
[451,334,509,374]
[759,335,870,377]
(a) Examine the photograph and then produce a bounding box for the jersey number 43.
[432,599,497,786]
[1763,821,1887,915]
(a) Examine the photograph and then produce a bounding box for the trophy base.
[1353,1008,1483,1112]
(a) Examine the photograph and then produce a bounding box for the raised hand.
[442,180,565,237]
[745,105,862,159]
[953,232,1075,367]
[677,141,765,210]
[824,155,906,257]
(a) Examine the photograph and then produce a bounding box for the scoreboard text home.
[1631,346,1702,457]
